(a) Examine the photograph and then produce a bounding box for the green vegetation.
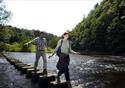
[70,0,125,55]
[0,25,59,52]
[0,0,11,24]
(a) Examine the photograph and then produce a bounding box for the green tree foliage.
[0,25,59,52]
[70,0,125,55]
[0,0,11,24]
[48,36,59,48]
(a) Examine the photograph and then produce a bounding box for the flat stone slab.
[20,65,34,74]
[13,62,24,68]
[38,74,56,86]
[50,80,69,88]
[26,68,39,78]
[16,64,31,71]
[32,70,45,76]
[9,58,21,64]
[31,70,44,82]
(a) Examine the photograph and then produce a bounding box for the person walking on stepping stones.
[24,31,48,75]
[49,31,80,87]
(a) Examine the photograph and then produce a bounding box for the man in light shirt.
[25,32,47,75]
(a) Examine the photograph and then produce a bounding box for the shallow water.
[6,52,125,88]
[0,56,39,88]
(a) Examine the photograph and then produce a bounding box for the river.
[5,52,125,88]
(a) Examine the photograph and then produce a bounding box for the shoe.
[42,69,48,75]
[34,68,37,73]
[56,75,61,83]
[66,81,72,88]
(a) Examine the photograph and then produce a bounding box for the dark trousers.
[58,66,70,81]
[57,54,70,81]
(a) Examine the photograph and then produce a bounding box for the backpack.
[56,39,71,57]
[56,39,63,57]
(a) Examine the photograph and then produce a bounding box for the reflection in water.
[7,52,125,88]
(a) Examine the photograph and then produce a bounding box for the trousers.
[57,53,70,81]
[34,50,47,69]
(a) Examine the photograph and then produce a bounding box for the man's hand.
[48,55,53,58]
[24,43,29,46]
[76,52,80,55]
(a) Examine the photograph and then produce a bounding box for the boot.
[42,69,48,75]
[34,67,37,73]
[66,81,72,88]
[56,75,61,83]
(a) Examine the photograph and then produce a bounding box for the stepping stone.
[38,74,56,86]
[12,61,22,66]
[26,68,39,78]
[3,55,21,65]
[3,55,11,62]
[10,59,21,65]
[16,64,31,71]
[73,84,84,88]
[14,62,23,65]
[50,80,69,88]
[13,62,23,67]
[7,58,15,63]
[31,70,46,82]
[5,57,11,62]
[20,65,34,74]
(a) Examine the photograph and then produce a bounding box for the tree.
[70,0,125,55]
[0,0,11,24]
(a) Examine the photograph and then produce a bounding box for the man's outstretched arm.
[24,37,38,46]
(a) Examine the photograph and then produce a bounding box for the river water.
[6,52,125,88]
